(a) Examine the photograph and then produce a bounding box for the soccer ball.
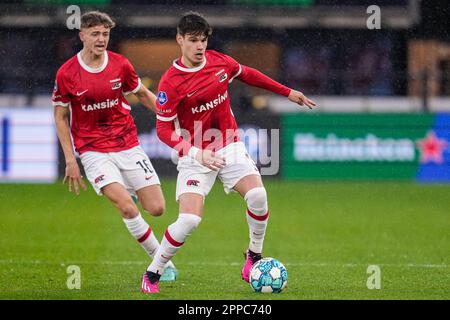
[249,257,288,293]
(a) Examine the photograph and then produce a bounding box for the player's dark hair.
[81,11,116,29]
[177,11,212,38]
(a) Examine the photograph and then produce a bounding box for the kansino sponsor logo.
[293,133,418,162]
[192,91,228,114]
[82,98,119,111]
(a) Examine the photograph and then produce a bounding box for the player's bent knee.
[244,187,268,216]
[116,199,139,219]
[143,201,165,217]
[178,213,202,230]
[167,213,202,243]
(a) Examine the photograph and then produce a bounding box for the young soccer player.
[141,11,316,293]
[52,11,177,282]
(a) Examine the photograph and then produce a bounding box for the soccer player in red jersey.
[142,12,316,293]
[52,11,177,282]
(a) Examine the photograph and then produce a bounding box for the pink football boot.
[141,271,160,294]
[241,249,262,283]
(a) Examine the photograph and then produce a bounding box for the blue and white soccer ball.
[249,257,288,293]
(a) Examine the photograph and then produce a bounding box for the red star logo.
[416,131,448,164]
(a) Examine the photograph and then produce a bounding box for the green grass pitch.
[0,179,449,300]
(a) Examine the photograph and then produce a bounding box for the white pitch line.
[0,260,448,268]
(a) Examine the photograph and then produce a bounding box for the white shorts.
[80,145,161,196]
[175,142,260,201]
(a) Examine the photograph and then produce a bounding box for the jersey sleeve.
[155,79,193,156]
[238,65,291,96]
[221,52,291,97]
[122,58,142,96]
[51,70,71,107]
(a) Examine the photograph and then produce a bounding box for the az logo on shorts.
[186,179,200,187]
[94,174,105,184]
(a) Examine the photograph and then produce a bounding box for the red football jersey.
[156,50,241,153]
[52,50,142,154]
[155,50,290,156]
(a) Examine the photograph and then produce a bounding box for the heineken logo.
[294,132,449,163]
[294,133,416,162]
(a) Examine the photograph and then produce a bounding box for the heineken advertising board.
[282,113,450,181]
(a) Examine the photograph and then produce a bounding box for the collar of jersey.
[77,51,108,73]
[173,57,207,73]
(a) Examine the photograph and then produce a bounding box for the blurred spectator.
[283,37,395,96]
[345,39,394,96]
[283,45,333,95]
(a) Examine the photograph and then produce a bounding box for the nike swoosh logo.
[187,90,198,97]
[145,176,153,180]
[76,89,88,96]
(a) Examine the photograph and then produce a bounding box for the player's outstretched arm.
[236,65,317,110]
[54,106,87,195]
[135,85,157,112]
[288,89,317,110]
